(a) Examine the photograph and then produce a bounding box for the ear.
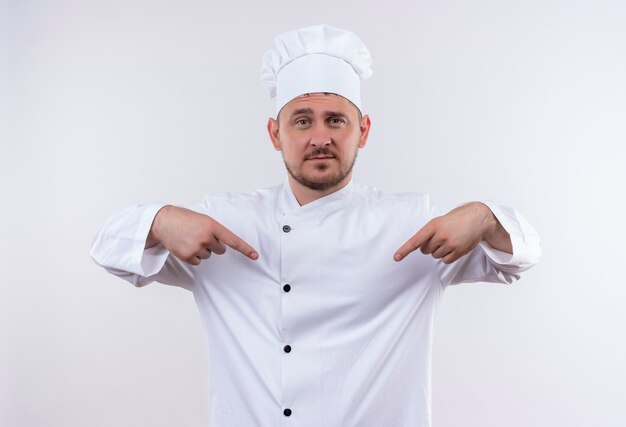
[358,114,371,148]
[267,117,281,151]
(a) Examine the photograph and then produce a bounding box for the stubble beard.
[283,147,359,192]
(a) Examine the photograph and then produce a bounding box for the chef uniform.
[90,25,541,427]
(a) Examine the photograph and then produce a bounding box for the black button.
[283,284,291,292]
[282,225,291,233]
[283,408,292,416]
[283,345,291,353]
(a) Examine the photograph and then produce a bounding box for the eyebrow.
[289,108,350,120]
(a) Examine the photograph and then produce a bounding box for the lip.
[307,156,335,160]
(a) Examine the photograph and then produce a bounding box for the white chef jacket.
[90,179,541,427]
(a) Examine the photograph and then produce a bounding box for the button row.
[281,224,293,419]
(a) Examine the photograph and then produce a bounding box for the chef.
[90,24,541,427]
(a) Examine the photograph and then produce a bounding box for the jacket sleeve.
[89,202,200,291]
[435,200,542,290]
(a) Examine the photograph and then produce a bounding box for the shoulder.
[198,183,282,215]
[348,183,440,232]
[353,182,432,214]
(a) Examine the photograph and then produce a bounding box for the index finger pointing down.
[393,224,436,262]
[214,223,259,260]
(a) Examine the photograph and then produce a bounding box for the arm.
[145,204,259,263]
[394,201,513,264]
[394,200,541,288]
[90,202,258,290]
[90,203,169,286]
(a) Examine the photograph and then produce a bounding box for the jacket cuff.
[136,203,171,276]
[478,200,541,268]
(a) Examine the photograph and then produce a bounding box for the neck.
[288,174,352,206]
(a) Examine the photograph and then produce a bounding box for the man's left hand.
[393,202,511,264]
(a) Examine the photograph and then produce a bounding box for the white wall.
[2,0,625,426]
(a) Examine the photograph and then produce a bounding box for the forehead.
[279,92,359,118]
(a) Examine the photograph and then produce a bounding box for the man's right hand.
[146,205,259,265]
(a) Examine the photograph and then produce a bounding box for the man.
[91,24,541,427]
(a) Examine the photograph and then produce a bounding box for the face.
[267,93,371,193]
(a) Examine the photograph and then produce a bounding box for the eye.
[295,119,310,126]
[329,117,345,125]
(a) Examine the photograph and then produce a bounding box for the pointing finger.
[394,222,436,262]
[213,223,259,260]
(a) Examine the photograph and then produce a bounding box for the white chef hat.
[260,24,373,117]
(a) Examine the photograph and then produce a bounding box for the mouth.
[305,147,337,162]
[308,156,335,160]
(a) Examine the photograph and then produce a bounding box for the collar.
[278,178,355,219]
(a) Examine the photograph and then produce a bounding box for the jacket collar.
[279,178,355,219]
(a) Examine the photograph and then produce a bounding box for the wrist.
[477,202,513,253]
[476,202,498,241]
[146,205,172,248]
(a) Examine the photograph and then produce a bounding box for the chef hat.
[260,24,373,117]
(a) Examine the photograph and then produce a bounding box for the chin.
[304,169,338,182]
[285,159,351,192]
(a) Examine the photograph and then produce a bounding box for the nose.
[310,122,331,147]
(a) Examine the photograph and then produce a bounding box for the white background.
[2,0,625,426]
